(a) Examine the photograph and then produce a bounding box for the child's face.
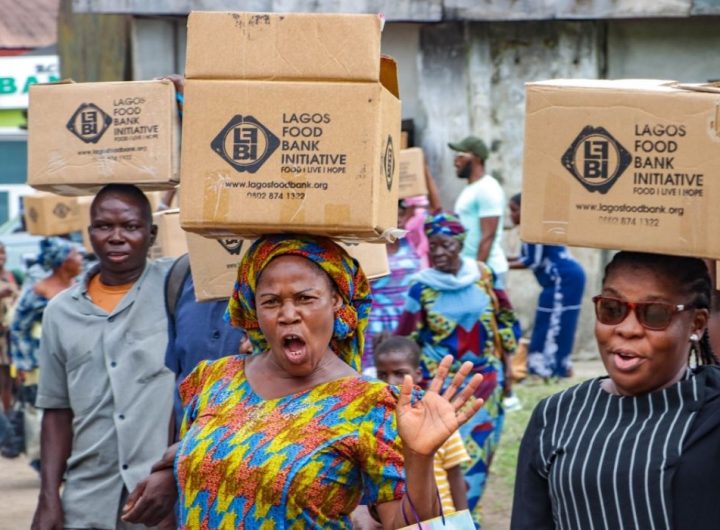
[375,350,421,386]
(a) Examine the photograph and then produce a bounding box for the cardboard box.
[180,12,401,241]
[187,234,389,302]
[28,79,180,195]
[77,196,93,251]
[149,209,187,259]
[186,232,247,301]
[23,193,81,236]
[522,79,720,259]
[78,191,165,253]
[185,11,381,81]
[342,241,390,280]
[398,148,427,199]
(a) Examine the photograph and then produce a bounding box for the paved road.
[0,455,38,530]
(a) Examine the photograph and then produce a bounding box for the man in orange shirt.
[33,184,175,530]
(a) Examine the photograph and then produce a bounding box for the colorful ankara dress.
[396,258,520,527]
[362,238,422,370]
[519,243,585,378]
[176,356,405,529]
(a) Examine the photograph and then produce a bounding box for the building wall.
[72,0,720,19]
[607,18,720,81]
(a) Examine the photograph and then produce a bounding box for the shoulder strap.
[165,253,191,320]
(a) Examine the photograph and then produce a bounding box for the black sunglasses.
[592,295,691,331]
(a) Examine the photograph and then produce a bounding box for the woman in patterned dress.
[362,199,423,374]
[0,242,19,414]
[396,212,521,527]
[9,238,82,469]
[122,235,486,529]
[508,193,585,379]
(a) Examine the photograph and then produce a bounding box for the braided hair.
[604,252,718,366]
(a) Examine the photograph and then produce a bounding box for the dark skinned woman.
[396,212,521,527]
[512,252,720,529]
[122,235,486,529]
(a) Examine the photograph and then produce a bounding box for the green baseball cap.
[448,136,489,161]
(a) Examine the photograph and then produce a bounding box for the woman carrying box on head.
[512,252,720,529]
[362,199,423,375]
[122,234,487,529]
[395,211,521,527]
[362,164,444,375]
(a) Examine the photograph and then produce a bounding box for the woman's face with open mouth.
[596,263,706,396]
[256,255,341,377]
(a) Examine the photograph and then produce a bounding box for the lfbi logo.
[561,126,631,194]
[66,103,112,144]
[53,202,72,219]
[216,239,244,256]
[211,115,279,173]
[382,135,395,191]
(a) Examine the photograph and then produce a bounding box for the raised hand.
[395,354,484,456]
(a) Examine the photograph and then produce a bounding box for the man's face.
[454,152,474,179]
[89,193,156,277]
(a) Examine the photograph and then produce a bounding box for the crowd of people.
[0,132,717,530]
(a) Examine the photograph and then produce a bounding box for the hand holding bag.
[398,494,476,530]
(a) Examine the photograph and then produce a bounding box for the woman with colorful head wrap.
[123,234,487,529]
[396,212,521,526]
[10,237,82,374]
[9,237,82,471]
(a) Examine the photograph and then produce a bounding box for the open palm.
[396,355,484,456]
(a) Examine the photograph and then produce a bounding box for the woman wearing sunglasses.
[511,251,720,530]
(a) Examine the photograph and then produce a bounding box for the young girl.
[374,336,471,515]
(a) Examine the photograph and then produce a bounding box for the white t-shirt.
[453,174,508,275]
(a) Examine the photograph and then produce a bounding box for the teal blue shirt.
[454,174,508,275]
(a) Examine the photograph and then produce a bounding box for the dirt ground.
[0,455,38,530]
[0,359,605,530]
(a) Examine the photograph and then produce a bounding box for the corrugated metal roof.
[0,0,60,49]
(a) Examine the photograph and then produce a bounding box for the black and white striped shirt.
[512,368,720,530]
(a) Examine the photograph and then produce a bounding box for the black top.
[511,366,720,530]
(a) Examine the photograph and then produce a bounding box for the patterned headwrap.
[37,237,74,271]
[424,211,466,242]
[226,235,372,372]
